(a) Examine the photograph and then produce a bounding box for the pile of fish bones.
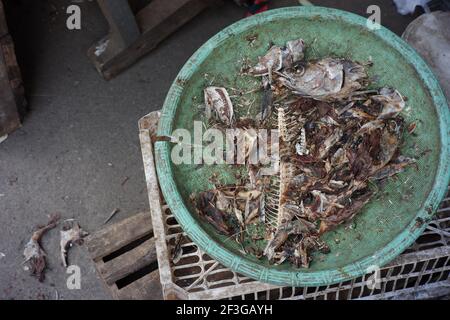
[192,38,415,267]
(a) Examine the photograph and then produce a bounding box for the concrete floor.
[0,0,416,300]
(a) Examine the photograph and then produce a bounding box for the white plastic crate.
[139,111,450,300]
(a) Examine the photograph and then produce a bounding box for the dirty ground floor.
[0,0,418,299]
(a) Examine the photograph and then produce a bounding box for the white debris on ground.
[23,214,60,282]
[60,220,89,268]
[393,0,431,15]
[94,39,109,56]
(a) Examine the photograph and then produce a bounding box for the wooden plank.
[85,211,153,260]
[116,270,163,300]
[0,37,20,136]
[99,237,157,285]
[88,0,140,76]
[0,1,25,136]
[139,113,175,291]
[1,35,25,112]
[136,0,204,32]
[97,0,140,48]
[89,0,222,79]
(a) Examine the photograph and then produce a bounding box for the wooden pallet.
[89,0,222,80]
[85,211,163,300]
[0,0,25,136]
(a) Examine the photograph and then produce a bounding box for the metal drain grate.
[139,111,450,300]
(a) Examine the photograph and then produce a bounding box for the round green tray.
[155,6,450,286]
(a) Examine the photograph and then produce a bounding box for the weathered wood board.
[85,211,163,300]
[0,0,25,137]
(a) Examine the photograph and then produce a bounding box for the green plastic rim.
[155,6,450,287]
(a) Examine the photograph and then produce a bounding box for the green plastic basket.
[155,6,450,287]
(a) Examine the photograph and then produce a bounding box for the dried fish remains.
[192,38,415,268]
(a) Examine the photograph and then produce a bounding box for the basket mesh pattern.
[160,187,449,300]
